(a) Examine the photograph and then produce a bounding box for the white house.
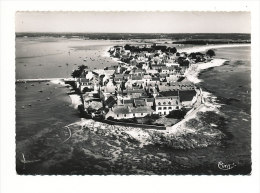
[154,96,180,115]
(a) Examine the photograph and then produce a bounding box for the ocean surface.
[16,37,123,79]
[197,46,251,173]
[16,37,251,175]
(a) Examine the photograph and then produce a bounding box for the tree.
[178,57,190,67]
[82,87,93,93]
[206,49,216,58]
[71,65,88,78]
[107,116,115,121]
[170,47,177,54]
[166,109,187,119]
[124,44,131,50]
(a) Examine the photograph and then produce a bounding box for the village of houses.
[71,43,212,129]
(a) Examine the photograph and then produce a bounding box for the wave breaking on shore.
[68,94,82,109]
[185,58,228,84]
[179,43,250,54]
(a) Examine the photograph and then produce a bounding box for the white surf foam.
[185,58,227,84]
[50,79,66,85]
[179,44,250,54]
[68,94,82,109]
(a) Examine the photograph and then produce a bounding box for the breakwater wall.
[100,119,166,130]
[16,78,75,83]
[78,107,166,130]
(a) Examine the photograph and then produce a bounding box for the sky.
[16,12,251,33]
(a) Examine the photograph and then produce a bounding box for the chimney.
[117,98,121,105]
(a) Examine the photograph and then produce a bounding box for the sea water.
[16,37,122,79]
[197,46,251,173]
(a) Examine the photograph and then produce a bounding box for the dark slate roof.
[131,106,154,113]
[168,66,177,71]
[114,74,124,78]
[123,99,134,104]
[132,75,143,80]
[152,77,160,81]
[161,66,169,70]
[80,78,90,83]
[133,69,144,73]
[113,106,130,114]
[134,99,146,106]
[125,89,146,94]
[160,90,196,101]
[159,74,168,78]
[106,66,118,70]
[105,96,117,108]
[179,90,197,101]
[145,98,155,102]
[123,74,131,78]
[160,91,179,96]
[155,96,179,106]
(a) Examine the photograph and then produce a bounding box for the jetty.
[16,78,75,83]
[20,153,40,164]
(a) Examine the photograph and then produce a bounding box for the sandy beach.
[68,94,82,109]
[185,58,228,84]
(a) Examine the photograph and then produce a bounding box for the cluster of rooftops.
[74,43,208,120]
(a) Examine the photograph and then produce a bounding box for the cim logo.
[218,161,236,170]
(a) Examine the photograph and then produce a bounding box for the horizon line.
[16,32,251,34]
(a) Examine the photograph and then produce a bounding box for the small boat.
[62,126,72,143]
[28,104,31,106]
[20,153,40,164]
[38,90,43,92]
[58,65,62,67]
[31,84,34,86]
[47,97,50,100]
